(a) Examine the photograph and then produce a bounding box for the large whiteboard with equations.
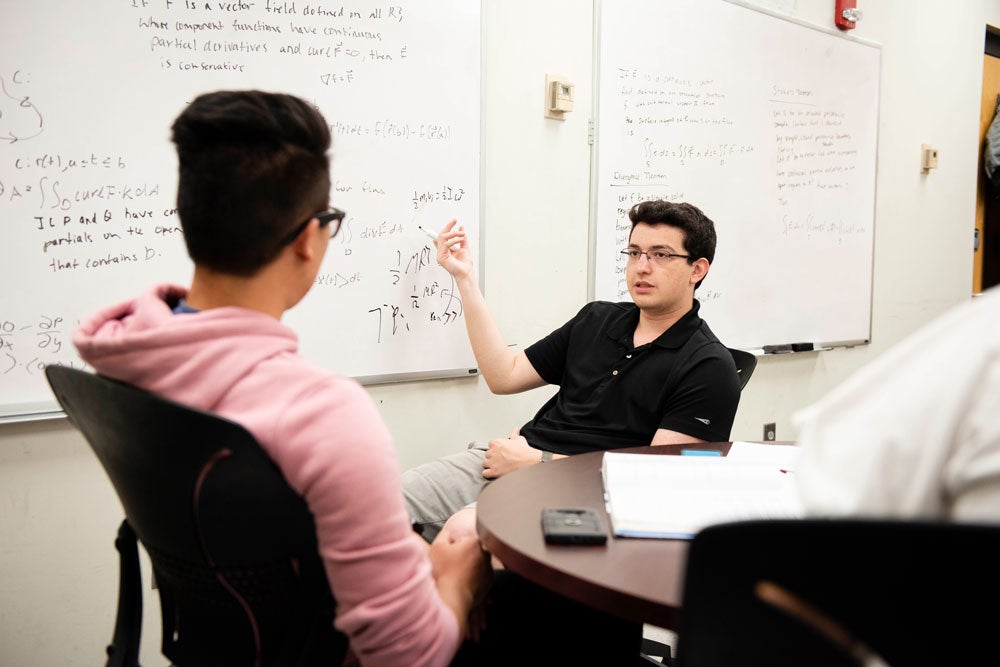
[0,0,482,421]
[592,0,880,352]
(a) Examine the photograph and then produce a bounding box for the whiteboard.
[0,1,481,421]
[592,0,880,352]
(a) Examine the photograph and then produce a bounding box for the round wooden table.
[476,443,736,628]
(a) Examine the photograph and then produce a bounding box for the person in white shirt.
[754,292,999,665]
[792,285,1000,521]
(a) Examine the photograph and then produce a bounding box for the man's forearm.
[453,274,521,393]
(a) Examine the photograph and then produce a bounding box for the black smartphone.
[541,507,608,545]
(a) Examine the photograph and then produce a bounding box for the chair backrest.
[45,365,348,667]
[674,518,1000,666]
[727,348,757,391]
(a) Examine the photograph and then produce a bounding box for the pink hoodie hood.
[74,283,297,410]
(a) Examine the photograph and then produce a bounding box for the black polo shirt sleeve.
[655,348,741,442]
[522,303,591,385]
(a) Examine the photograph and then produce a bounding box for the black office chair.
[45,365,348,667]
[672,518,1000,666]
[727,347,757,391]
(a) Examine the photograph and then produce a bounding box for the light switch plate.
[921,144,939,172]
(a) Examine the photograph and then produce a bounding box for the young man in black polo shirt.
[404,200,741,541]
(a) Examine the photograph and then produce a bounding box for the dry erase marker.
[420,225,463,252]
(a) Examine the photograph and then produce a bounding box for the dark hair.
[627,200,717,289]
[171,90,332,276]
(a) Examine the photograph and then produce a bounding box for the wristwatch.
[539,450,553,463]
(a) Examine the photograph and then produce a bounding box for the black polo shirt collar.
[605,299,704,350]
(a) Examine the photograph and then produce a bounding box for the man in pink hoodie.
[73,90,495,667]
[75,89,641,666]
[74,89,641,666]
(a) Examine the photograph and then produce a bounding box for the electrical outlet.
[763,422,776,441]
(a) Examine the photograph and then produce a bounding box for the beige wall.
[3,1,999,664]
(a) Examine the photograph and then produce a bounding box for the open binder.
[601,444,804,539]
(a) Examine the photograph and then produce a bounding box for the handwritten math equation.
[314,233,465,345]
[0,313,84,377]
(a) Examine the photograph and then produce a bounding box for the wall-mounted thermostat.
[545,74,574,120]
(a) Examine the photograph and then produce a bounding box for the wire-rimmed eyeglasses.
[620,247,691,266]
[279,207,346,247]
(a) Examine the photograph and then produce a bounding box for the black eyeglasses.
[279,207,346,247]
[620,248,691,266]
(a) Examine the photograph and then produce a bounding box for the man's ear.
[290,217,319,261]
[690,258,710,286]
